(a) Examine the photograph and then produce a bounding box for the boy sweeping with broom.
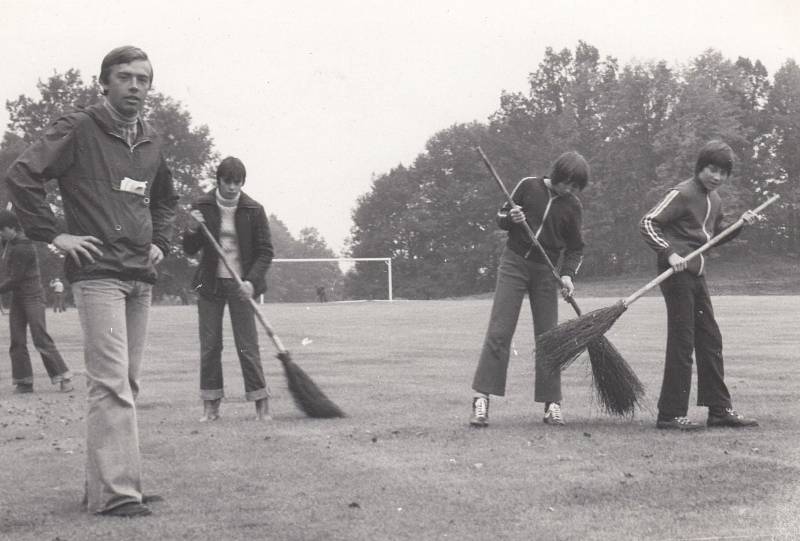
[640,140,760,431]
[470,151,589,427]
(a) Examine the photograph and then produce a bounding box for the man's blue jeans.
[472,247,561,402]
[197,279,268,401]
[73,279,152,514]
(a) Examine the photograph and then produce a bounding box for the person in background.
[183,156,274,422]
[0,209,72,394]
[50,277,66,312]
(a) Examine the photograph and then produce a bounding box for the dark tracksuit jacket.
[639,177,741,416]
[500,176,584,278]
[5,101,178,284]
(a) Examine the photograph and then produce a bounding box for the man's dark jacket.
[5,101,178,284]
[182,189,274,298]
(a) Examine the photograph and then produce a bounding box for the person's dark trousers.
[197,279,268,401]
[657,271,732,418]
[472,246,560,401]
[9,293,71,384]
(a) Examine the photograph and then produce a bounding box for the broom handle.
[622,194,780,307]
[476,146,584,315]
[197,221,288,353]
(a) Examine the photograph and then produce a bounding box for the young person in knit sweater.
[183,156,274,421]
[470,151,589,428]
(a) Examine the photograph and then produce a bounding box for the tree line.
[2,42,798,302]
[344,42,800,299]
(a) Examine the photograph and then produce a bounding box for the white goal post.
[268,257,393,301]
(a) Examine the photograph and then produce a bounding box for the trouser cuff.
[245,387,269,401]
[200,389,224,400]
[50,370,73,384]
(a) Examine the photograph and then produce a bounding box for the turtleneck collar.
[216,189,241,208]
[103,98,139,126]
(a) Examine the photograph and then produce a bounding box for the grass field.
[1,296,799,540]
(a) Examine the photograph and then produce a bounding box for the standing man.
[6,46,178,517]
[50,277,65,312]
[0,209,72,394]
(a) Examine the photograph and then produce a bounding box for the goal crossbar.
[271,257,393,301]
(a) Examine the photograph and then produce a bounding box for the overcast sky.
[1,0,798,253]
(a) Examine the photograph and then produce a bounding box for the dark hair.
[550,151,590,191]
[216,156,247,184]
[695,140,735,177]
[99,46,152,88]
[0,209,22,231]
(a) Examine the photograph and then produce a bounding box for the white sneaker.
[470,396,489,427]
[543,402,565,426]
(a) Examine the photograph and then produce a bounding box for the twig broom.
[536,194,780,374]
[476,147,644,416]
[198,222,345,418]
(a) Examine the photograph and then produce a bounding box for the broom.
[536,194,780,374]
[198,222,345,418]
[476,147,644,416]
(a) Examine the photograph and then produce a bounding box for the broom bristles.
[586,336,645,416]
[537,301,628,374]
[277,352,345,418]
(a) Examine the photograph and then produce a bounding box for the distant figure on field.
[469,150,590,428]
[0,210,73,394]
[316,285,327,303]
[5,45,178,518]
[640,140,760,431]
[183,156,274,422]
[50,277,66,312]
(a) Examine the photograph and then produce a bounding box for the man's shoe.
[656,416,705,431]
[255,398,271,421]
[543,402,565,426]
[469,396,489,427]
[59,379,74,392]
[14,383,33,394]
[707,408,759,428]
[98,502,152,518]
[142,494,164,504]
[199,399,221,422]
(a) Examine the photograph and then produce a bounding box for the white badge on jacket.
[119,177,148,196]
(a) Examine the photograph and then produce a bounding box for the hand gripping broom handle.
[622,194,780,307]
[197,222,288,353]
[476,146,583,315]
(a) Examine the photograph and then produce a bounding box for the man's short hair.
[99,46,152,87]
[216,156,247,184]
[0,209,22,231]
[550,151,590,191]
[695,140,735,177]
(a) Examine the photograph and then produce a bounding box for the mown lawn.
[1,297,798,540]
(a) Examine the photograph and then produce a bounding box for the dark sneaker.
[98,502,152,518]
[469,396,489,427]
[543,402,565,426]
[14,384,33,394]
[656,416,704,431]
[707,408,758,428]
[59,379,74,392]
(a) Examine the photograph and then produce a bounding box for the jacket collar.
[83,101,157,143]
[196,189,260,209]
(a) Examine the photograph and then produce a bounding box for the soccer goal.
[263,257,393,302]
